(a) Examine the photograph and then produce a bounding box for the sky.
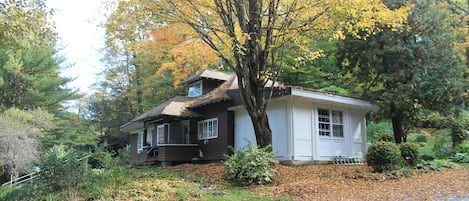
[46,0,107,96]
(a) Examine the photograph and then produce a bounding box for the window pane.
[198,118,218,139]
[319,131,330,136]
[332,111,342,124]
[333,125,343,137]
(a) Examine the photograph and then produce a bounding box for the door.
[316,109,346,159]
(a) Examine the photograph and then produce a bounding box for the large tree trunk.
[391,111,404,144]
[246,105,272,148]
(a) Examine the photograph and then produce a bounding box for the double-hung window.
[157,124,169,144]
[318,109,344,138]
[198,118,218,140]
[145,127,153,147]
[137,131,144,153]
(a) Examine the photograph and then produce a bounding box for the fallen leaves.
[166,163,469,200]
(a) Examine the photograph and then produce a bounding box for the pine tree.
[337,0,466,143]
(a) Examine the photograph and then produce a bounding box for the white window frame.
[188,81,202,97]
[146,127,153,147]
[137,131,144,153]
[318,109,344,138]
[181,120,190,144]
[198,118,218,140]
[157,123,169,145]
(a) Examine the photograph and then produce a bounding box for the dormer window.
[188,81,202,97]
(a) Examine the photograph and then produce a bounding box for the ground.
[166,163,469,201]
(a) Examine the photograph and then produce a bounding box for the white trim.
[146,127,154,147]
[188,80,202,97]
[198,118,218,140]
[157,123,170,145]
[137,131,144,153]
[181,120,190,144]
[156,144,198,147]
[291,89,377,110]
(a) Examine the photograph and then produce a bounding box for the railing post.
[9,174,13,188]
[30,173,33,187]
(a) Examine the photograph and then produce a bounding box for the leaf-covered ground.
[166,163,469,201]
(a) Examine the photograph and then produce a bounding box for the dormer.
[181,69,233,97]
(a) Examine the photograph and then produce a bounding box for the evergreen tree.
[337,0,466,143]
[0,0,77,112]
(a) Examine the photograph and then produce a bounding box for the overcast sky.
[46,0,107,95]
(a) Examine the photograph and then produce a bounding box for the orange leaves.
[166,163,469,201]
[147,23,219,86]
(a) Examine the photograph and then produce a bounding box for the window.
[188,81,202,97]
[137,131,144,153]
[318,109,343,138]
[157,124,169,144]
[198,118,218,140]
[146,127,153,147]
[181,121,190,144]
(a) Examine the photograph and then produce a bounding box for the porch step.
[332,156,364,165]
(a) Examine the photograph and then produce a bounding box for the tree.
[0,0,78,112]
[337,0,466,143]
[43,111,99,151]
[0,108,53,180]
[164,0,410,147]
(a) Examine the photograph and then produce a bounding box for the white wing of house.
[230,88,377,163]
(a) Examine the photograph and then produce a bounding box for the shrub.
[117,145,131,165]
[38,145,87,192]
[414,135,428,143]
[366,141,403,172]
[89,146,117,169]
[454,142,469,154]
[420,154,435,161]
[223,142,277,185]
[399,142,419,166]
[366,121,393,143]
[451,153,469,163]
[432,130,453,159]
[380,133,393,142]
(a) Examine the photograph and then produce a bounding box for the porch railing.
[1,154,91,188]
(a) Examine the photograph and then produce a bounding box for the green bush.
[366,141,403,172]
[399,142,419,166]
[89,146,117,169]
[432,130,453,159]
[224,142,277,185]
[380,133,393,142]
[451,153,469,163]
[117,145,131,165]
[454,142,469,154]
[38,145,87,192]
[414,135,428,143]
[420,154,435,161]
[366,121,393,143]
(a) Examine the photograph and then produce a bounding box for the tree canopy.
[163,0,411,147]
[337,0,467,143]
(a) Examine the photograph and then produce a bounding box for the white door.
[316,109,346,160]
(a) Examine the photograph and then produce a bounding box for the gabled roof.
[180,69,234,86]
[133,96,202,122]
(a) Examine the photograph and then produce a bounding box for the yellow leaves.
[149,23,219,87]
[328,0,413,40]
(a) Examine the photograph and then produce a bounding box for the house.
[120,69,376,165]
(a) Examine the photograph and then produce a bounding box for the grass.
[0,166,290,201]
